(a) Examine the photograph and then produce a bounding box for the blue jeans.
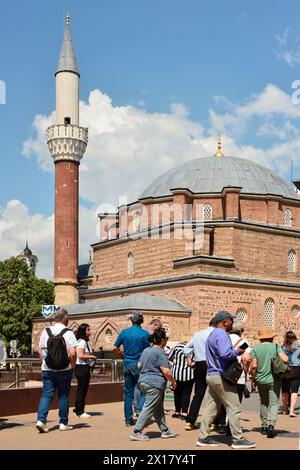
[124,361,145,423]
[133,385,144,413]
[37,369,73,425]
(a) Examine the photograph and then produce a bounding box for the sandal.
[289,413,297,417]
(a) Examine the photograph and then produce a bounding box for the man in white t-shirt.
[36,308,77,433]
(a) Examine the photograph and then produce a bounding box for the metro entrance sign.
[41,305,61,318]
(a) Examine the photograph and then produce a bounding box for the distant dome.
[140,156,300,200]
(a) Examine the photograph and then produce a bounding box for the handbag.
[221,361,243,385]
[271,344,290,376]
[208,342,243,386]
[85,341,96,370]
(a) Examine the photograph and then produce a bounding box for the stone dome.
[140,156,300,200]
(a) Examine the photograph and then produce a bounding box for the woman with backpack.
[250,328,288,438]
[282,331,300,417]
[73,323,97,419]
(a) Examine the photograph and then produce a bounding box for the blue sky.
[1,0,300,277]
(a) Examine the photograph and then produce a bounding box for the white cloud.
[209,83,300,138]
[23,89,208,206]
[0,199,97,280]
[276,27,290,46]
[277,50,300,67]
[275,26,300,67]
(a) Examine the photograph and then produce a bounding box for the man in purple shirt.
[197,311,256,449]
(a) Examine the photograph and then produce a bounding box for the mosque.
[32,16,300,352]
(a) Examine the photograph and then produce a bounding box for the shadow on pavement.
[0,422,23,430]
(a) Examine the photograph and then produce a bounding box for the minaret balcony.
[46,124,88,163]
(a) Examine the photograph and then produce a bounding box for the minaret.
[46,14,88,305]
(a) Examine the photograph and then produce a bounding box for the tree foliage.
[0,257,54,354]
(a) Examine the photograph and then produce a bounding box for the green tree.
[0,257,54,354]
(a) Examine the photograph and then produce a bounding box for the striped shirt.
[168,343,194,382]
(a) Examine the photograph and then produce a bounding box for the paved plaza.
[0,393,299,451]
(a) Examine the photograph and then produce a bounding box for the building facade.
[32,23,300,353]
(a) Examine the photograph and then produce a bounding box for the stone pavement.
[0,398,299,451]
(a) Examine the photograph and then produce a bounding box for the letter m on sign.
[41,305,60,318]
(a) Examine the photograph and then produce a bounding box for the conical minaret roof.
[56,14,79,76]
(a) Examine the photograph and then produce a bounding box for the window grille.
[287,249,296,272]
[133,212,140,231]
[264,298,274,327]
[108,227,114,240]
[235,308,247,322]
[105,328,113,343]
[203,204,212,221]
[291,305,300,317]
[128,252,134,274]
[284,209,292,227]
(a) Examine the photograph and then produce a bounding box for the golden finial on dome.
[215,131,224,157]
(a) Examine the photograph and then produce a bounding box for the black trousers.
[174,379,194,413]
[74,364,91,415]
[186,361,207,424]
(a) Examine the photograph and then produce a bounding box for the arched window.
[264,298,275,327]
[284,208,292,227]
[127,252,134,274]
[291,305,300,318]
[108,226,114,240]
[203,204,212,221]
[235,308,247,322]
[287,249,296,272]
[133,212,140,232]
[105,328,113,344]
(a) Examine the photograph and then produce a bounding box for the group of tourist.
[35,307,300,449]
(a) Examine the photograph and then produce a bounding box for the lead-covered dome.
[140,156,300,200]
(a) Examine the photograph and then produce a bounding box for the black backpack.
[45,327,70,370]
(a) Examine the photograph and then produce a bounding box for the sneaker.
[185,422,198,430]
[196,437,220,447]
[231,438,256,449]
[77,412,91,419]
[125,419,136,427]
[130,431,149,441]
[261,426,268,435]
[36,421,49,433]
[161,429,177,439]
[59,424,74,431]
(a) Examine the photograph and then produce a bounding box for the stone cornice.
[91,219,300,249]
[81,273,300,299]
[173,255,235,268]
[33,307,191,321]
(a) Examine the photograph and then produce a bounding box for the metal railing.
[0,358,124,388]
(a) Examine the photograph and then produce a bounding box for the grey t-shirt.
[138,346,170,390]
